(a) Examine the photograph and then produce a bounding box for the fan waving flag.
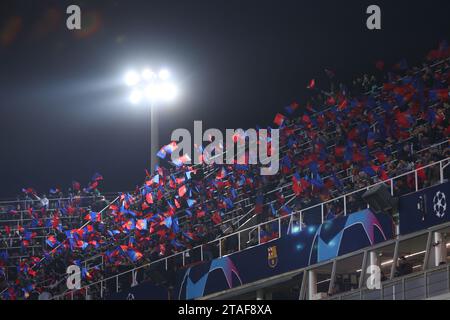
[211,212,222,225]
[136,219,148,230]
[172,217,180,233]
[49,187,60,195]
[157,148,167,159]
[216,166,227,180]
[72,181,81,191]
[91,173,103,181]
[396,111,414,128]
[178,185,187,197]
[273,113,286,127]
[22,188,36,195]
[161,216,173,228]
[46,236,59,248]
[173,154,191,167]
[122,219,136,231]
[284,102,300,115]
[292,172,302,195]
[84,212,101,222]
[145,192,154,204]
[163,141,178,154]
[254,194,264,214]
[279,204,292,217]
[127,248,143,262]
[429,89,449,102]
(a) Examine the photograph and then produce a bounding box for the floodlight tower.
[124,68,178,172]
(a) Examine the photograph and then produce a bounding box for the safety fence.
[53,156,450,300]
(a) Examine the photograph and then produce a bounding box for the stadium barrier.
[203,220,450,300]
[329,264,450,300]
[54,156,450,300]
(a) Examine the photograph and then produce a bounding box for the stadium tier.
[1,43,450,300]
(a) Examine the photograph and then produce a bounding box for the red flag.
[159,243,166,256]
[211,212,222,225]
[145,193,153,204]
[335,145,345,158]
[338,99,348,111]
[292,173,302,196]
[216,167,227,180]
[197,210,206,218]
[273,113,286,127]
[375,151,387,163]
[326,96,336,106]
[416,164,426,181]
[178,185,187,197]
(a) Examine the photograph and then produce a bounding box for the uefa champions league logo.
[433,191,447,218]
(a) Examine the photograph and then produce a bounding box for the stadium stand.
[1,41,449,300]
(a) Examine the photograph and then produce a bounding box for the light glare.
[130,89,142,104]
[142,68,155,81]
[124,67,178,104]
[159,69,170,80]
[160,82,177,101]
[125,71,140,87]
[145,84,160,100]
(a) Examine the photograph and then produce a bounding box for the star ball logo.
[433,191,447,218]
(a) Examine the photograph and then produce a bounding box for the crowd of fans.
[1,42,450,300]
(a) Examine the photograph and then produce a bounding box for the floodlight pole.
[150,100,159,173]
[125,68,175,172]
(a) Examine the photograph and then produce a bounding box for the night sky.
[0,0,449,197]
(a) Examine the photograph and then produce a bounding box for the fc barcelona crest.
[267,246,278,268]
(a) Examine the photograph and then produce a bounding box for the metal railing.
[53,156,450,300]
[9,56,450,300]
[200,221,450,300]
[150,56,450,230]
[329,264,450,300]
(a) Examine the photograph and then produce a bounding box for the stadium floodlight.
[141,68,155,81]
[158,68,170,80]
[160,82,177,101]
[129,89,143,105]
[145,84,160,101]
[125,70,140,87]
[123,67,179,171]
[124,68,177,103]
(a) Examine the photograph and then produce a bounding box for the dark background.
[0,0,449,197]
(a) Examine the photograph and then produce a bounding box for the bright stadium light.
[160,82,177,101]
[145,83,160,100]
[123,66,179,171]
[129,89,143,104]
[158,68,170,80]
[125,70,140,87]
[141,68,155,81]
[124,68,177,103]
